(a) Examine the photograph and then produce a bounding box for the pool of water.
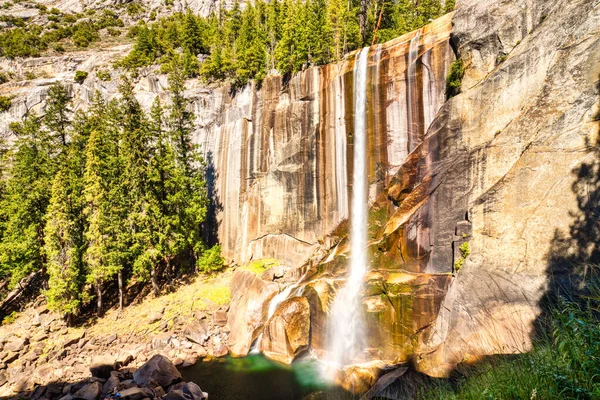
[179,354,356,400]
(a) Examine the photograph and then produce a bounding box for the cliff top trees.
[123,0,452,85]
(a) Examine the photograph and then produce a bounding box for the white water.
[250,269,309,354]
[328,46,370,368]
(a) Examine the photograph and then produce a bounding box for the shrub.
[197,245,225,274]
[72,24,97,47]
[95,69,111,81]
[446,59,465,98]
[74,70,88,84]
[127,2,143,16]
[2,311,18,325]
[53,44,65,53]
[0,71,9,83]
[107,28,120,37]
[0,95,11,112]
[454,241,470,272]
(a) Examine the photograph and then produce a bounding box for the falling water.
[250,269,309,354]
[328,46,370,368]
[406,29,421,152]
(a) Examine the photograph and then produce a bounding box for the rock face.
[261,296,310,364]
[412,0,600,376]
[226,270,278,356]
[196,14,453,267]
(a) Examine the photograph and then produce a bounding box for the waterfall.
[328,46,370,368]
[250,269,309,354]
[406,29,421,152]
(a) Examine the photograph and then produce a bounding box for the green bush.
[197,245,225,274]
[72,24,97,47]
[446,59,465,98]
[0,95,11,112]
[95,69,111,81]
[2,311,19,325]
[0,71,10,84]
[74,70,88,84]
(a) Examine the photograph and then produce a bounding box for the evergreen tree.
[0,115,55,286]
[235,4,267,86]
[44,82,71,148]
[44,162,85,322]
[44,90,88,322]
[116,77,150,309]
[83,95,121,315]
[135,98,178,294]
[181,9,205,55]
[167,67,207,272]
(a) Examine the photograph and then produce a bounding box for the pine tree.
[44,82,71,148]
[116,77,150,309]
[44,162,85,322]
[181,9,205,56]
[135,98,178,294]
[0,115,55,286]
[235,4,267,86]
[44,88,88,322]
[167,67,207,273]
[83,94,121,315]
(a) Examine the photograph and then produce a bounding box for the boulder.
[212,310,228,327]
[261,296,310,364]
[163,382,207,400]
[212,344,229,358]
[183,319,208,344]
[72,381,102,400]
[63,331,85,347]
[227,270,279,356]
[4,338,27,353]
[89,355,116,379]
[152,333,172,350]
[117,387,154,400]
[132,354,181,389]
[361,366,408,399]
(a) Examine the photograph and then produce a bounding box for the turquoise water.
[179,354,355,400]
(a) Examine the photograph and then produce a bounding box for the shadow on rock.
[534,76,600,338]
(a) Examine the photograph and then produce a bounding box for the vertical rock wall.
[195,14,454,267]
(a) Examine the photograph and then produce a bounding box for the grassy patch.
[239,259,278,275]
[418,276,600,399]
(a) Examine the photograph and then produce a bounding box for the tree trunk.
[118,269,124,311]
[360,0,370,44]
[151,266,160,296]
[96,282,103,317]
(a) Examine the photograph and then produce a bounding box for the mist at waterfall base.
[179,355,355,400]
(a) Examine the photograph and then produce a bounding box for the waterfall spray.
[328,46,370,369]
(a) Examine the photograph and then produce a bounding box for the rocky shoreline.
[0,304,230,399]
